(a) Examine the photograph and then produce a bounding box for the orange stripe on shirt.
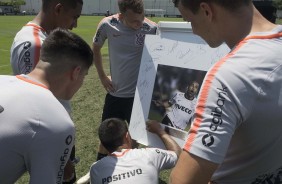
[184,41,246,151]
[25,23,45,68]
[16,75,48,89]
[33,27,41,67]
[184,31,282,152]
[110,149,130,157]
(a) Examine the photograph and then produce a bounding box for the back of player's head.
[39,28,93,73]
[174,0,251,13]
[99,118,128,153]
[42,0,83,11]
[118,0,144,14]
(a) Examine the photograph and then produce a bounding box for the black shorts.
[102,93,134,123]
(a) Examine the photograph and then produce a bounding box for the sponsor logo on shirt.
[202,83,227,147]
[94,23,106,43]
[174,103,192,114]
[23,41,33,74]
[56,135,73,183]
[202,134,214,147]
[102,168,143,184]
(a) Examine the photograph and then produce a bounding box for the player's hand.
[101,75,115,93]
[146,120,166,136]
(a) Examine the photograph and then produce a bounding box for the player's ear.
[54,3,63,15]
[125,132,133,147]
[70,66,82,81]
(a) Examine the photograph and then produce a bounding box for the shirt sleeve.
[184,57,255,164]
[145,148,178,171]
[11,39,40,75]
[93,18,108,46]
[27,122,75,184]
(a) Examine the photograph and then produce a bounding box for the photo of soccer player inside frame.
[148,64,207,141]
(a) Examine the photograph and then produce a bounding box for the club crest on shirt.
[141,23,151,32]
[135,33,145,46]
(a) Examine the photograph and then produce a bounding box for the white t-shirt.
[10,22,47,75]
[10,22,72,114]
[167,91,197,130]
[185,26,282,183]
[93,14,157,98]
[90,148,177,184]
[0,75,75,184]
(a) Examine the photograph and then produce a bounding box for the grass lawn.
[1,15,282,184]
[0,15,182,184]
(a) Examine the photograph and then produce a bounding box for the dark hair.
[42,0,83,11]
[99,118,128,153]
[40,28,93,73]
[175,0,251,14]
[118,0,144,14]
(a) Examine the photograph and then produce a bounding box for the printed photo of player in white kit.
[148,64,206,140]
[158,81,199,130]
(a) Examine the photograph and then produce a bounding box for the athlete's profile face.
[121,9,144,30]
[56,2,82,30]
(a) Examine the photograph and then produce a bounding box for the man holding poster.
[170,0,282,184]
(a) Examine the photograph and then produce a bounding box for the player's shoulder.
[98,14,120,28]
[141,147,175,157]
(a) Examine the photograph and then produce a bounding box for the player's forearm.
[158,132,181,157]
[93,48,107,79]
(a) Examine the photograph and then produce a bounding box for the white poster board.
[129,21,230,149]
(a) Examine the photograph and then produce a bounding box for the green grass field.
[1,15,282,184]
[0,15,182,184]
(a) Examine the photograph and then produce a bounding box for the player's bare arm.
[170,151,218,184]
[146,120,181,157]
[93,43,115,92]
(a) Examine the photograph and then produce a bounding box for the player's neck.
[32,11,54,34]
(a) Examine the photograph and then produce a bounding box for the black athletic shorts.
[102,93,134,123]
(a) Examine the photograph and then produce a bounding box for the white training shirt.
[0,75,75,184]
[185,26,282,183]
[93,14,157,98]
[167,91,197,130]
[90,148,177,184]
[10,22,72,114]
[10,22,47,75]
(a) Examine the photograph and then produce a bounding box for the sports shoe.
[76,171,90,184]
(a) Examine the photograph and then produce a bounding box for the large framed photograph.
[129,23,229,148]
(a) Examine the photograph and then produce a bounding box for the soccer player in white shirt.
[155,81,200,131]
[90,118,181,184]
[0,29,93,184]
[170,0,282,184]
